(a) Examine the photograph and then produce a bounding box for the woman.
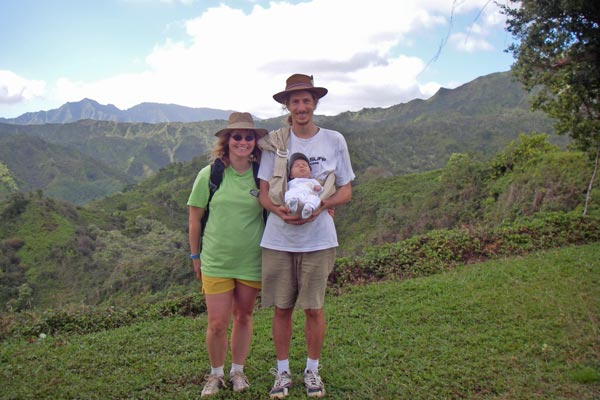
[187,112,267,397]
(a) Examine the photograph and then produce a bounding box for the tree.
[501,0,600,215]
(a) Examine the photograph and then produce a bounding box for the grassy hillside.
[2,244,598,399]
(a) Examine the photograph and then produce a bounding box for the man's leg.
[270,306,294,398]
[273,306,294,361]
[304,308,327,398]
[304,308,325,360]
[296,248,335,398]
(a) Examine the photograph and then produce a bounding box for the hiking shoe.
[304,368,325,398]
[230,370,250,392]
[200,373,226,397]
[269,368,292,398]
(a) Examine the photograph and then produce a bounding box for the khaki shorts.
[261,248,336,310]
[201,275,261,295]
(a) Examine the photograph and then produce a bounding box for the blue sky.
[0,0,515,119]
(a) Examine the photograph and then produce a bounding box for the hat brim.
[273,87,328,104]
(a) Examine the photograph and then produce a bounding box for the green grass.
[1,244,599,399]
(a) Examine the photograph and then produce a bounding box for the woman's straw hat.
[215,112,267,138]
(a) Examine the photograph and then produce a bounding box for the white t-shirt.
[258,127,355,252]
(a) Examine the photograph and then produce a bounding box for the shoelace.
[230,371,249,386]
[270,368,291,386]
[202,374,225,393]
[304,369,322,387]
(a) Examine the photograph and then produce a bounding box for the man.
[258,74,355,398]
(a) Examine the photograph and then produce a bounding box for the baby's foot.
[287,198,298,213]
[301,205,314,219]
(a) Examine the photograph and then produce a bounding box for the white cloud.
[450,31,493,52]
[52,0,506,118]
[448,2,506,54]
[0,71,46,105]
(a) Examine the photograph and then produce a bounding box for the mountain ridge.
[0,98,238,124]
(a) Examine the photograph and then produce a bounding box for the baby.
[285,153,323,219]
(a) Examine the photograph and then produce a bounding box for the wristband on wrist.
[190,253,200,260]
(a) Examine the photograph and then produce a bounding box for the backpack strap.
[252,161,268,224]
[208,158,226,198]
[199,158,225,251]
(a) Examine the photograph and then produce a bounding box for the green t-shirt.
[187,164,264,281]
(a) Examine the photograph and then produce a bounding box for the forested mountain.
[0,133,131,205]
[0,98,237,124]
[0,119,221,203]
[0,71,565,205]
[317,71,563,179]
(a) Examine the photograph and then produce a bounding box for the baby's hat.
[289,152,311,173]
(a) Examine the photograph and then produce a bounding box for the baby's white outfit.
[284,177,323,219]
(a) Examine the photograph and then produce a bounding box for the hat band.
[286,82,313,90]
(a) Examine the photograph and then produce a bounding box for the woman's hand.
[192,259,202,281]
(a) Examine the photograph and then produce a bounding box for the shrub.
[330,211,600,288]
[1,293,206,339]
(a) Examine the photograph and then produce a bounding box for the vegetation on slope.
[0,133,132,205]
[336,133,596,254]
[1,133,597,311]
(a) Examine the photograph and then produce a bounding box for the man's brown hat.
[214,112,267,138]
[273,74,328,104]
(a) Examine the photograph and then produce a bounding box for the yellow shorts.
[201,275,261,295]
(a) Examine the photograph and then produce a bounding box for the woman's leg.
[205,291,234,368]
[230,283,260,365]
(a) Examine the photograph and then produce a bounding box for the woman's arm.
[188,206,205,281]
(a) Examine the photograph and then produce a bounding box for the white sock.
[287,198,298,213]
[230,363,244,376]
[301,205,314,219]
[211,365,224,377]
[277,359,290,374]
[305,358,319,373]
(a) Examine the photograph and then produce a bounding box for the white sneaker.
[269,368,292,398]
[304,368,325,397]
[200,373,226,397]
[230,370,250,392]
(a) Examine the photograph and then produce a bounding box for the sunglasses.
[231,134,255,142]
